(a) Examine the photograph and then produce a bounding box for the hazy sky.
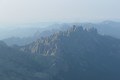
[0,0,120,25]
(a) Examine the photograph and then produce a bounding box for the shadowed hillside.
[21,26,120,80]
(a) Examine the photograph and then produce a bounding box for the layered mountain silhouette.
[20,26,120,80]
[3,21,120,46]
[80,21,120,39]
[3,23,70,46]
[0,25,120,80]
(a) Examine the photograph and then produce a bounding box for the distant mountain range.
[3,23,70,46]
[80,21,120,38]
[1,25,120,80]
[2,21,120,46]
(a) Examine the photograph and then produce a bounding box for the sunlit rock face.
[0,25,120,80]
[20,25,120,80]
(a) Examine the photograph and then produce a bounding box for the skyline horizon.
[0,0,120,25]
[0,20,120,40]
[0,19,120,26]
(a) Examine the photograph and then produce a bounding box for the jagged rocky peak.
[69,25,83,31]
[18,25,120,80]
[20,25,99,55]
[66,25,98,34]
[48,25,98,39]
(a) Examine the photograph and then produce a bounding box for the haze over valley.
[0,0,120,80]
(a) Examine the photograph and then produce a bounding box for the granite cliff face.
[0,26,120,80]
[20,26,120,80]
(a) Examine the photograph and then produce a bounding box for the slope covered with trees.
[0,25,120,80]
[21,26,120,80]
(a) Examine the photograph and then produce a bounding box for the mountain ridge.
[20,25,120,80]
[1,25,120,80]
